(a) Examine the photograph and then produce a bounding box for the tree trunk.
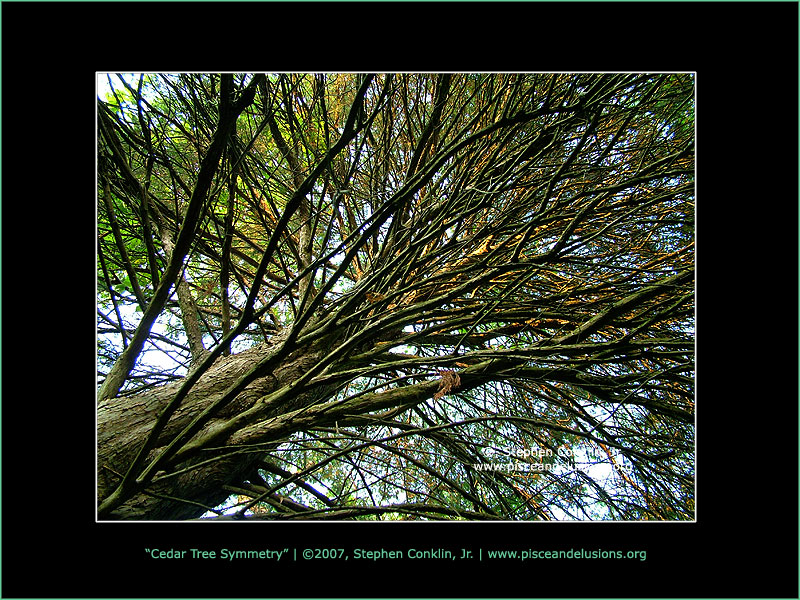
[97,330,336,520]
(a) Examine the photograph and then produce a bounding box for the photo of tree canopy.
[97,73,694,521]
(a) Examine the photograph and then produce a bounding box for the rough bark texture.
[97,331,334,520]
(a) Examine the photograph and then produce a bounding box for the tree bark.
[97,329,335,520]
[97,316,503,519]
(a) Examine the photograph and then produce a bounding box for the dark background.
[2,2,797,598]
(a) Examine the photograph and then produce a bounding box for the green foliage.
[98,73,694,521]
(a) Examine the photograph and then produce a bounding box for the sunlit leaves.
[98,73,694,520]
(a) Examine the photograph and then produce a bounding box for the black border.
[2,2,797,598]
